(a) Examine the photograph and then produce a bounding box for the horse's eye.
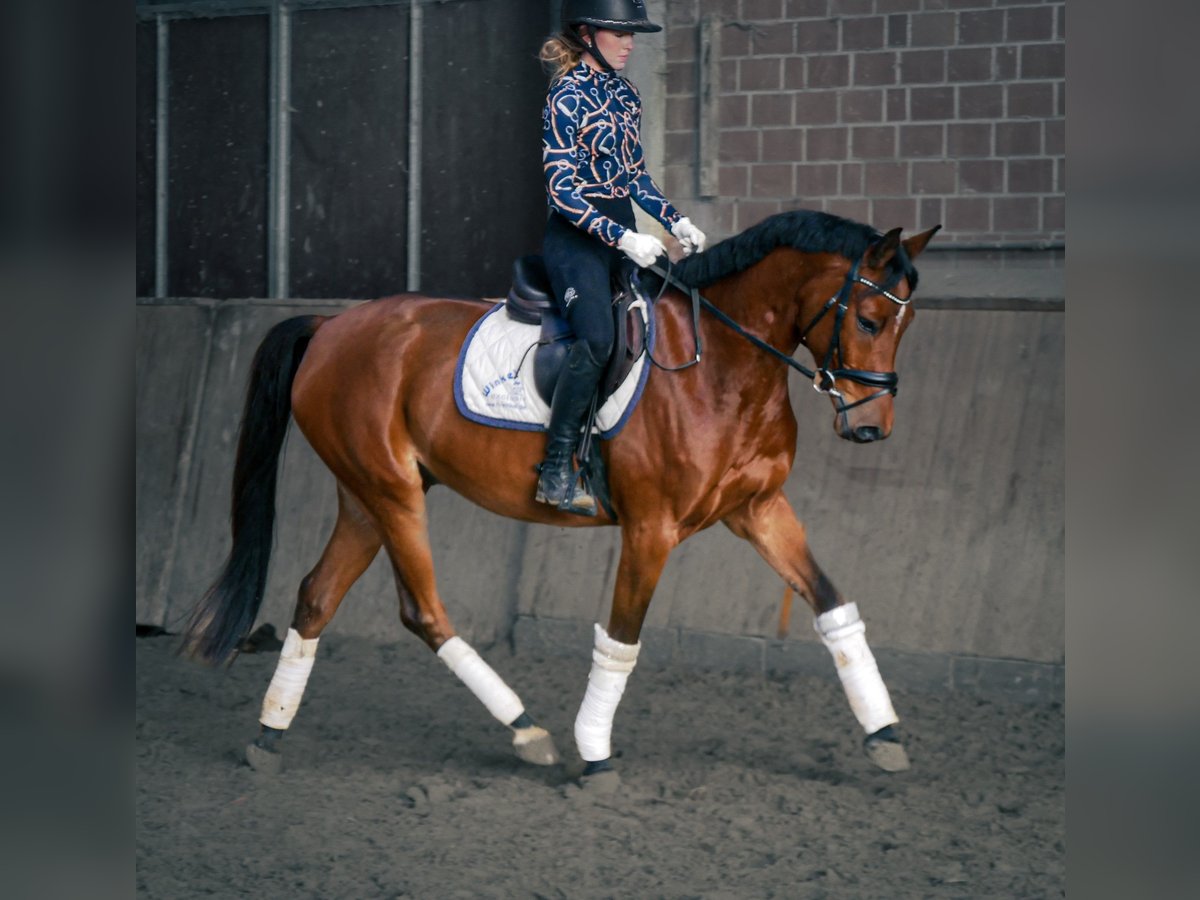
[856,315,879,335]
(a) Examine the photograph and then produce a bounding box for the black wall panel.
[419,4,547,297]
[136,21,157,297]
[167,16,269,298]
[139,2,549,300]
[289,6,410,299]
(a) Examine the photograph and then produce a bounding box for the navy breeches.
[542,197,636,365]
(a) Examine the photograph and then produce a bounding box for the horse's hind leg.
[375,482,559,767]
[247,484,381,773]
[724,490,909,772]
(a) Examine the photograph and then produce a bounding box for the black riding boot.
[535,340,606,516]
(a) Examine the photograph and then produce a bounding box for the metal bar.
[923,242,1066,252]
[135,0,488,23]
[406,0,422,292]
[916,296,1064,311]
[280,5,292,296]
[268,3,278,297]
[697,14,720,198]
[137,0,273,18]
[268,1,292,298]
[155,15,169,297]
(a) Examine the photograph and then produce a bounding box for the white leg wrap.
[260,627,320,730]
[814,603,899,735]
[574,623,640,762]
[437,636,525,726]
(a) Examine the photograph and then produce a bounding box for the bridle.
[646,253,911,420]
[796,255,910,415]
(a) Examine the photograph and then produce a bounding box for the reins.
[645,254,909,415]
[644,261,702,372]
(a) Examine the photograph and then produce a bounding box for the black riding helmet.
[562,0,662,71]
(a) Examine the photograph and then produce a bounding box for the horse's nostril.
[853,426,882,443]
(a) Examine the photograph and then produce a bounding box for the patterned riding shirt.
[542,61,682,248]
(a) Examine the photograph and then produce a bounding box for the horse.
[180,209,939,785]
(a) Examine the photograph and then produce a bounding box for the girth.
[505,255,647,407]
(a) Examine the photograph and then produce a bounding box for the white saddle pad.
[453,301,651,439]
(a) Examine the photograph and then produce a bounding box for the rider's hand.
[617,230,666,268]
[671,217,707,255]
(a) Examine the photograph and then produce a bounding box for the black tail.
[180,315,323,665]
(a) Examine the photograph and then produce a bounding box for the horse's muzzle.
[839,423,887,443]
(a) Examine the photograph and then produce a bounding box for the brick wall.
[659,0,1065,246]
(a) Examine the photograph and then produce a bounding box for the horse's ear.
[901,224,941,261]
[864,227,903,269]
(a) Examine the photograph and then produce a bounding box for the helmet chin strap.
[575,26,615,72]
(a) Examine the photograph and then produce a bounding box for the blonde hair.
[539,33,583,82]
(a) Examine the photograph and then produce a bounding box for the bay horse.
[181,209,939,784]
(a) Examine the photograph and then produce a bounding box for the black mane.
[668,209,918,293]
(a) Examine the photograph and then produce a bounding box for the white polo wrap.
[260,627,320,730]
[437,636,525,726]
[574,623,641,762]
[814,603,899,735]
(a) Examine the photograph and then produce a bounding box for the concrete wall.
[136,295,1062,697]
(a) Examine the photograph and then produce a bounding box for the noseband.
[798,256,909,416]
[647,253,910,418]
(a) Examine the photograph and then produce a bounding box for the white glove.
[617,230,666,268]
[671,217,707,255]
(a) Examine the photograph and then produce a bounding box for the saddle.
[505,255,647,407]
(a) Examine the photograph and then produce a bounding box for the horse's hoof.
[245,741,284,775]
[512,725,560,766]
[579,768,621,795]
[864,726,910,772]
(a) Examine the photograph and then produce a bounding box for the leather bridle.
[796,255,910,415]
[646,253,911,422]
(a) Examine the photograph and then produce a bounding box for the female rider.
[536,0,706,516]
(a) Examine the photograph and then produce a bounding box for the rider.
[535,0,707,516]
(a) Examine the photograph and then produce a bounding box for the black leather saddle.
[505,255,648,408]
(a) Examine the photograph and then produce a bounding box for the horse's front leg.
[572,522,676,787]
[725,491,910,772]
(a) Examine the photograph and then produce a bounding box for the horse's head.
[799,225,940,442]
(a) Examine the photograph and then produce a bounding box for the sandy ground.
[136,632,1063,899]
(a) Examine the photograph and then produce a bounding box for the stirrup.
[558,477,597,517]
[534,462,597,517]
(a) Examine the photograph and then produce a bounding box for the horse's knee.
[580,334,611,368]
